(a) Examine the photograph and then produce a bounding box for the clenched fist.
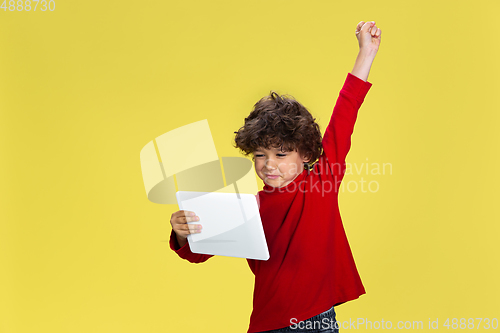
[355,21,381,53]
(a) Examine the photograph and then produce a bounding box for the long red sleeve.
[169,229,213,264]
[322,73,373,178]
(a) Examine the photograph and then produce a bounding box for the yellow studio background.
[0,0,499,332]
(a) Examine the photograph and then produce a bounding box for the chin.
[263,178,281,187]
[266,180,292,189]
[264,179,276,186]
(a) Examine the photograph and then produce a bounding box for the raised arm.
[351,21,381,82]
[322,74,372,169]
[321,21,381,175]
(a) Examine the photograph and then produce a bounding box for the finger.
[184,215,200,223]
[175,224,198,236]
[361,21,370,32]
[181,210,196,217]
[371,25,377,36]
[184,224,202,234]
[363,21,375,33]
[171,211,196,226]
[356,21,365,32]
[175,215,200,224]
[172,210,193,218]
[375,28,382,37]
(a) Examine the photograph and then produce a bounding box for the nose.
[264,158,278,170]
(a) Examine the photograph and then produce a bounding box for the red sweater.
[170,72,372,332]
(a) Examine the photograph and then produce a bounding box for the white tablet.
[175,191,269,260]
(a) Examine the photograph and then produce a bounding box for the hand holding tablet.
[169,210,202,248]
[175,191,269,260]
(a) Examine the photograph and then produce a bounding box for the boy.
[170,21,381,332]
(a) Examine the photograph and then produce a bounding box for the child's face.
[252,146,309,188]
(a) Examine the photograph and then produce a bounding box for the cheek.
[284,162,300,174]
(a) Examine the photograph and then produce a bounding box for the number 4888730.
[1,0,56,11]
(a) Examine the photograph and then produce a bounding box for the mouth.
[264,174,280,179]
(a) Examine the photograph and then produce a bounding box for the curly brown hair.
[233,91,323,164]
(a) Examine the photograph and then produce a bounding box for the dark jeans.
[260,306,339,333]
